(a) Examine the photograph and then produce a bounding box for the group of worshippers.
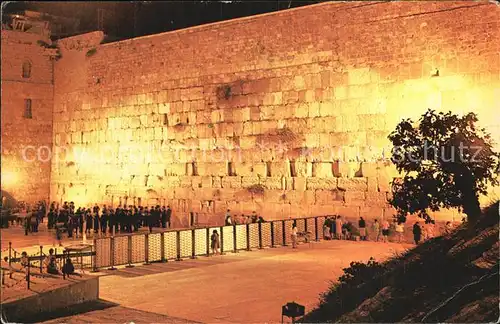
[322,214,443,244]
[224,209,265,226]
[42,249,80,279]
[47,201,173,240]
[323,216,372,241]
[22,201,47,235]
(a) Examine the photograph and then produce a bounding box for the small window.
[228,162,236,176]
[24,99,32,119]
[22,61,31,78]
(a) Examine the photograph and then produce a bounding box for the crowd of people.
[322,215,449,245]
[45,201,174,242]
[224,209,266,225]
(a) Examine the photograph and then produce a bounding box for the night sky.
[3,1,323,41]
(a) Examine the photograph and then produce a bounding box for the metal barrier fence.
[94,216,322,270]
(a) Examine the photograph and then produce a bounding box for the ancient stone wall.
[1,30,54,204]
[50,2,500,225]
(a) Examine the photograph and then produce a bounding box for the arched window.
[22,61,31,78]
[24,99,32,119]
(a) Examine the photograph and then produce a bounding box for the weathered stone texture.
[3,3,498,224]
[1,30,54,203]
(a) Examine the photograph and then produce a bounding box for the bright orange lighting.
[1,171,18,188]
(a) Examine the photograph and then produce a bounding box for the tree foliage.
[388,109,499,223]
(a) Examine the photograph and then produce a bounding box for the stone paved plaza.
[94,240,411,323]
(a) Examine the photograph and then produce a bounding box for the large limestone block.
[294,161,312,177]
[360,207,384,220]
[315,190,334,205]
[382,207,398,220]
[228,176,242,189]
[366,192,388,206]
[306,178,337,190]
[319,101,337,117]
[310,204,336,217]
[334,206,361,219]
[264,190,287,204]
[234,161,253,176]
[337,178,368,191]
[293,177,307,191]
[212,176,222,188]
[269,161,290,177]
[174,187,194,199]
[344,191,366,205]
[165,163,186,176]
[332,161,357,178]
[240,136,257,149]
[313,162,333,178]
[165,176,181,188]
[260,177,283,190]
[190,176,202,189]
[241,176,259,187]
[179,176,192,188]
[200,176,212,188]
[360,162,378,177]
[234,188,253,202]
[252,162,267,177]
[367,177,378,192]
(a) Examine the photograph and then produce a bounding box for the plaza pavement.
[95,240,412,323]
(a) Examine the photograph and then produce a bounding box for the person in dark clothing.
[166,206,172,228]
[413,222,422,245]
[85,209,93,234]
[251,211,258,223]
[147,208,154,233]
[93,208,100,234]
[100,208,108,234]
[133,207,140,232]
[48,209,54,229]
[62,257,81,279]
[127,209,133,233]
[161,206,167,228]
[108,209,115,234]
[358,217,367,241]
[44,248,59,275]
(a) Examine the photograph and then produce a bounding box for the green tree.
[387,109,499,223]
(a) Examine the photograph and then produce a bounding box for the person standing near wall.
[381,219,390,243]
[291,220,298,249]
[335,216,343,239]
[372,219,380,242]
[161,206,167,228]
[225,209,232,226]
[358,217,367,241]
[395,222,404,243]
[211,229,220,255]
[166,205,172,228]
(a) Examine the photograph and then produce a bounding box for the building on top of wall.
[1,11,58,206]
[2,10,81,40]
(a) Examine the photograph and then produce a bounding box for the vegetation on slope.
[302,201,499,323]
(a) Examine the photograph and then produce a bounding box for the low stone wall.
[2,277,99,323]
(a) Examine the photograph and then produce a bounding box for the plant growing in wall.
[246,184,265,195]
[37,40,62,61]
[216,84,232,100]
[86,48,97,57]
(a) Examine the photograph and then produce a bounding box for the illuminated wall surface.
[2,2,499,224]
[1,30,54,204]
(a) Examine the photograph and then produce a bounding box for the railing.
[2,243,94,289]
[2,216,328,276]
[93,216,326,270]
